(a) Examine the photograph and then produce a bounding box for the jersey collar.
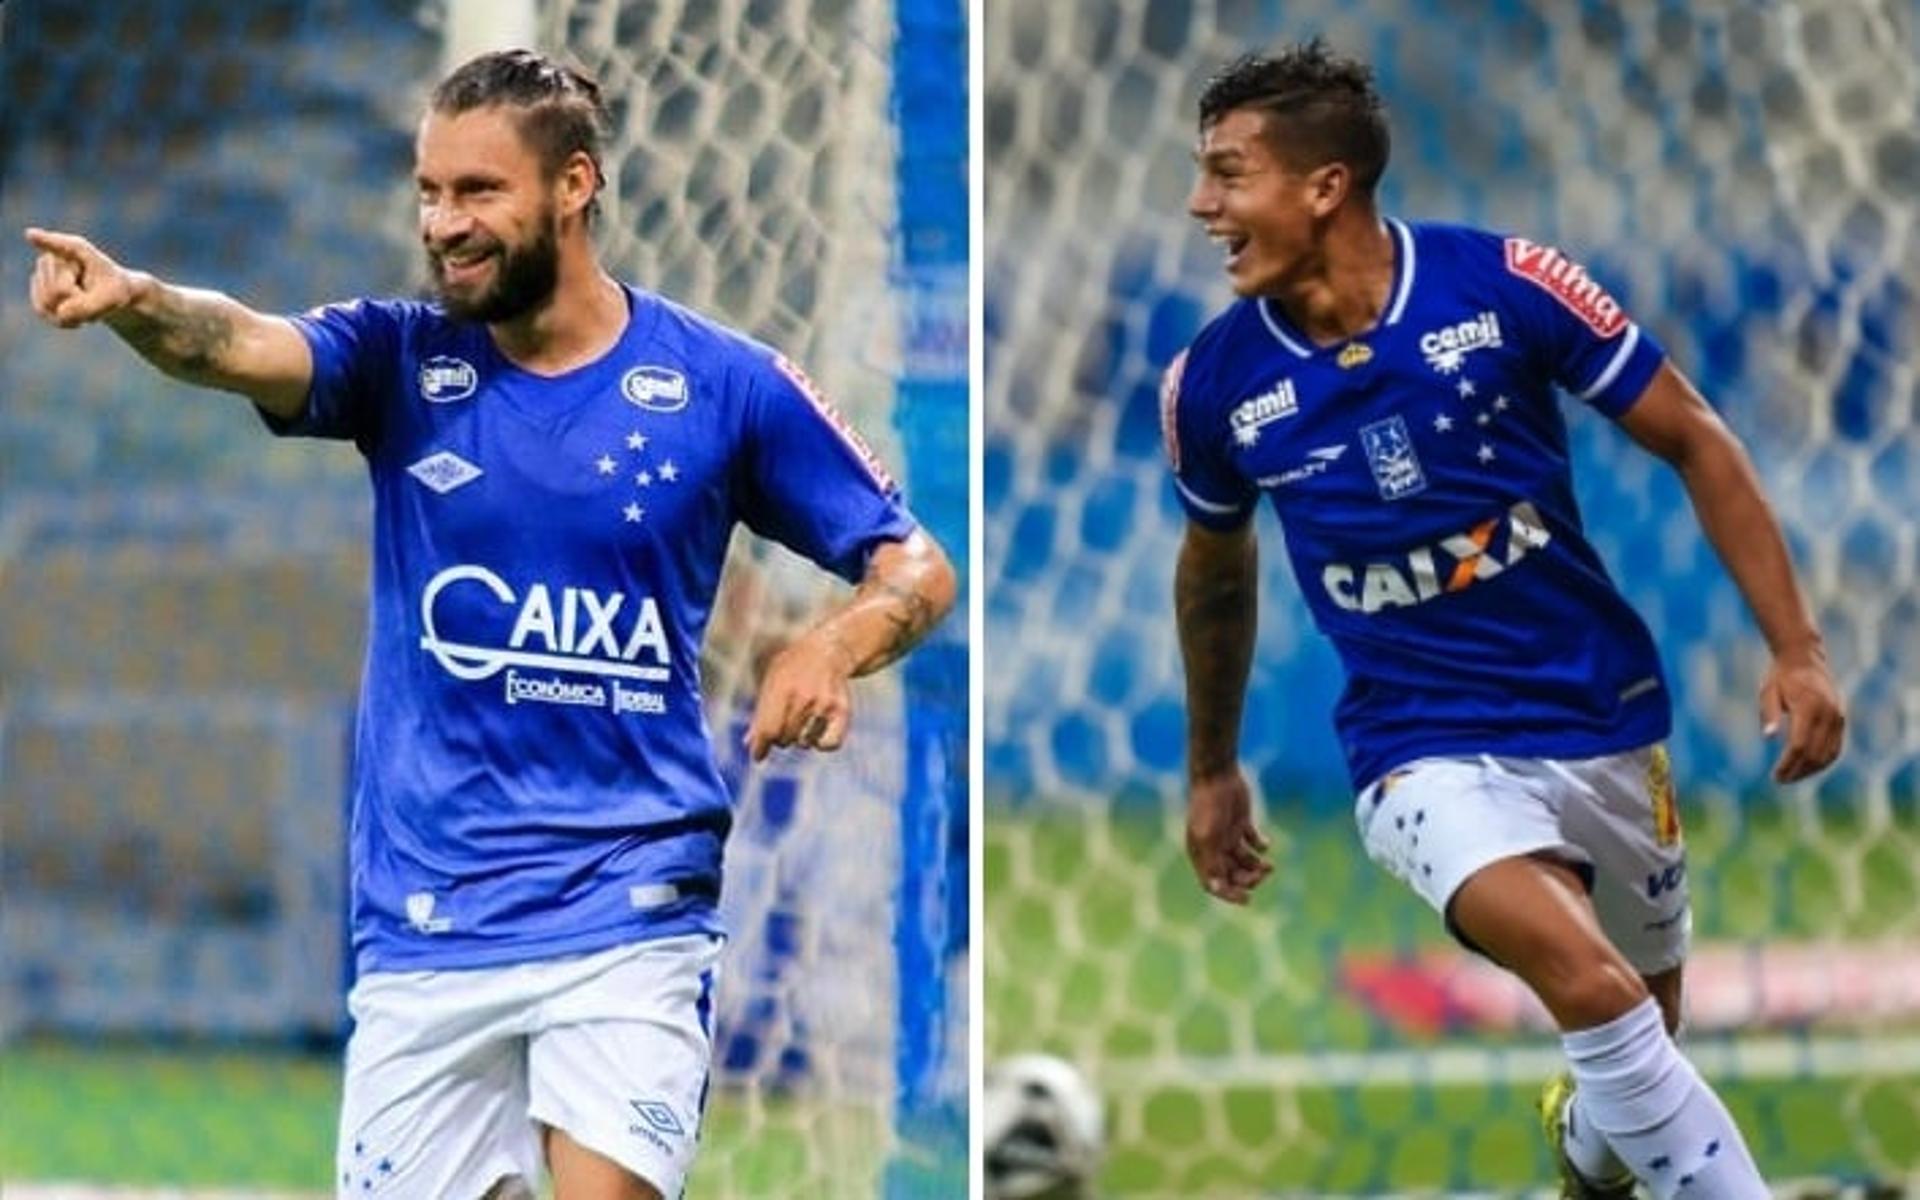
[1256,216,1418,359]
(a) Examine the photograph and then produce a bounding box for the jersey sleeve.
[734,351,917,583]
[1162,347,1258,529]
[263,298,406,444]
[1500,237,1665,419]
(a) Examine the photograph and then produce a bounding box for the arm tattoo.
[852,575,939,672]
[113,287,237,380]
[1176,532,1257,779]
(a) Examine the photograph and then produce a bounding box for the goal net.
[986,0,1919,1192]
[0,1,965,1195]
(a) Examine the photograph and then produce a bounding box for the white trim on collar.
[1383,217,1417,326]
[1257,298,1312,358]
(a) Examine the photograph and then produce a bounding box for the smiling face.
[1187,107,1341,298]
[415,106,564,324]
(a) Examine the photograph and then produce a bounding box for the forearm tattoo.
[852,575,940,672]
[1176,541,1257,777]
[116,289,236,379]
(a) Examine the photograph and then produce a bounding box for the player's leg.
[528,933,725,1200]
[1449,855,1645,1026]
[1359,756,1765,1197]
[1360,759,1635,1196]
[335,966,542,1200]
[1549,744,1753,1195]
[545,1124,663,1200]
[1454,749,1764,1198]
[1540,963,1685,1195]
[1644,965,1683,1034]
[1451,857,1765,1198]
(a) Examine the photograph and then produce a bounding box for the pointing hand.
[24,227,140,328]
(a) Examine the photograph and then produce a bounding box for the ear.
[1306,162,1351,218]
[555,148,600,222]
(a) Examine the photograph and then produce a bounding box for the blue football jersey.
[269,286,916,973]
[1165,220,1672,790]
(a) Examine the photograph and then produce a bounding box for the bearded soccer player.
[25,50,954,1200]
[1164,42,1843,1198]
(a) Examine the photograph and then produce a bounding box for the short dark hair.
[1197,40,1390,196]
[431,49,611,223]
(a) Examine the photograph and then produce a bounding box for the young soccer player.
[25,49,954,1200]
[1164,42,1844,1198]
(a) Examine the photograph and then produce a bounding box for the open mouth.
[436,249,497,287]
[1212,232,1250,269]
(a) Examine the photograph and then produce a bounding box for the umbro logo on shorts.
[628,1098,685,1157]
[631,1098,685,1137]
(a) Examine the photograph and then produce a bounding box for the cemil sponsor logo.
[622,365,689,412]
[1504,238,1629,337]
[1418,312,1502,374]
[419,355,478,402]
[1230,377,1298,446]
[1322,499,1552,614]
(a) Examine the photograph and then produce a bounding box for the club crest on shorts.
[1359,416,1427,500]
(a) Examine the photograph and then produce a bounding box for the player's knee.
[1541,957,1649,1031]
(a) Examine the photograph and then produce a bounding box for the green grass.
[0,1040,932,1196]
[0,1040,336,1187]
[986,803,1920,1194]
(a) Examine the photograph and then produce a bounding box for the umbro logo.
[407,451,483,494]
[630,1099,685,1137]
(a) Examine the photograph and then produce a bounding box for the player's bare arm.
[744,529,956,762]
[1619,361,1846,783]
[24,227,312,419]
[1176,520,1272,904]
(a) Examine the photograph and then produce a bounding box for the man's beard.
[429,216,560,324]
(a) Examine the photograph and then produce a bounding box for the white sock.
[1563,1087,1629,1183]
[1561,997,1767,1199]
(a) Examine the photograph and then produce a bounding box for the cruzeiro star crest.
[593,430,681,524]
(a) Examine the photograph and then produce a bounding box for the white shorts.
[1355,744,1691,974]
[336,933,723,1200]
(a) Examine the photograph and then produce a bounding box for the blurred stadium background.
[985,0,1919,1194]
[0,1,966,1196]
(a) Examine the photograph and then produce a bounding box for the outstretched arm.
[1176,519,1272,904]
[24,227,312,420]
[1618,361,1846,782]
[744,530,957,761]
